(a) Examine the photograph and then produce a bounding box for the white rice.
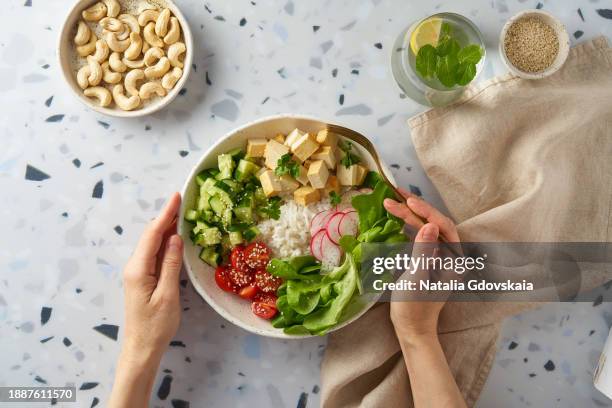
[258,198,332,258]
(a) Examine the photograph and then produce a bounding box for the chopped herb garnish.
[329,191,342,206]
[339,141,361,168]
[259,196,282,220]
[275,154,300,178]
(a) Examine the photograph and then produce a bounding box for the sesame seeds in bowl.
[499,10,570,80]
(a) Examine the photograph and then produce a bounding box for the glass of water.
[391,12,486,107]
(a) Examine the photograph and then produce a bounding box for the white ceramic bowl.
[499,9,570,79]
[178,114,394,338]
[57,0,193,117]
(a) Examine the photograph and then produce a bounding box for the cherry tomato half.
[230,245,250,272]
[253,292,277,307]
[251,301,277,319]
[244,242,271,270]
[227,267,253,288]
[214,265,235,292]
[254,269,283,294]
[238,285,259,300]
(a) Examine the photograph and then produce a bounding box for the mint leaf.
[440,22,452,40]
[436,38,460,57]
[436,54,458,88]
[415,44,437,79]
[455,62,476,86]
[457,45,483,65]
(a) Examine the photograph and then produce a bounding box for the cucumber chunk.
[217,154,235,180]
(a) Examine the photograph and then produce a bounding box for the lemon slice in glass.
[410,17,443,55]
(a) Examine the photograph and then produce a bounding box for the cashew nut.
[143,47,164,66]
[142,42,150,53]
[118,14,139,35]
[167,42,186,68]
[74,21,91,46]
[124,32,143,60]
[112,84,141,111]
[91,39,110,62]
[143,22,164,48]
[124,69,145,96]
[155,8,171,37]
[161,67,182,90]
[76,65,91,89]
[163,17,181,45]
[101,61,121,84]
[102,0,120,18]
[139,81,166,99]
[115,23,130,40]
[87,56,103,86]
[122,57,145,69]
[144,56,170,79]
[105,31,130,52]
[138,9,159,26]
[82,2,107,21]
[76,31,97,57]
[109,52,127,72]
[100,17,122,32]
[84,86,112,107]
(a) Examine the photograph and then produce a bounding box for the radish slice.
[310,229,326,260]
[310,209,331,236]
[320,234,342,268]
[338,211,359,237]
[326,212,344,244]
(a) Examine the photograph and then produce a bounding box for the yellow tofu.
[273,133,285,144]
[323,175,340,197]
[311,146,337,169]
[259,169,283,197]
[285,128,304,147]
[294,186,321,206]
[291,133,319,162]
[315,129,337,147]
[264,139,290,169]
[294,161,309,185]
[337,164,368,186]
[279,175,300,192]
[246,138,268,158]
[307,160,329,189]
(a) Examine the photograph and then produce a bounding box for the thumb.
[415,223,439,243]
[158,234,183,295]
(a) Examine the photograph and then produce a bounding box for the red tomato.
[238,285,258,300]
[254,269,283,294]
[214,266,235,292]
[244,242,271,270]
[251,301,277,319]
[230,245,250,272]
[227,267,253,288]
[253,292,277,307]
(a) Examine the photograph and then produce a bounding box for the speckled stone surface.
[1,0,611,407]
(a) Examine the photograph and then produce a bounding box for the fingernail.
[168,235,182,250]
[383,198,395,207]
[407,197,419,207]
[422,224,439,241]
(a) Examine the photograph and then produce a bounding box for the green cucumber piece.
[235,159,261,182]
[199,246,220,267]
[184,209,199,222]
[217,154,235,180]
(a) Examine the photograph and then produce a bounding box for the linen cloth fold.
[321,37,612,407]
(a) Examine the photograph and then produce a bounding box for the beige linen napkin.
[321,37,612,407]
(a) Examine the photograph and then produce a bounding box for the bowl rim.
[498,9,570,80]
[178,113,390,339]
[56,0,193,118]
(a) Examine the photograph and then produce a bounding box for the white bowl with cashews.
[58,0,193,117]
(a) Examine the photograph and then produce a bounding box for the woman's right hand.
[383,188,460,339]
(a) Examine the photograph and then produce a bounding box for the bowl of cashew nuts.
[58,0,193,117]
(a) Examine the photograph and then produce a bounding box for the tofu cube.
[323,175,340,197]
[337,164,368,186]
[279,175,299,192]
[291,133,319,162]
[246,138,268,158]
[259,169,283,197]
[294,161,309,185]
[311,146,337,169]
[294,186,321,206]
[284,128,304,147]
[273,133,285,144]
[307,160,329,189]
[315,129,338,147]
[264,139,290,169]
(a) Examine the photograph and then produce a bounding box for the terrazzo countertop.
[1,0,611,407]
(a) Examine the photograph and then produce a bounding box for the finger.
[134,192,182,264]
[157,234,183,296]
[397,187,416,200]
[408,223,440,282]
[383,199,425,230]
[406,197,460,242]
[156,219,178,277]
